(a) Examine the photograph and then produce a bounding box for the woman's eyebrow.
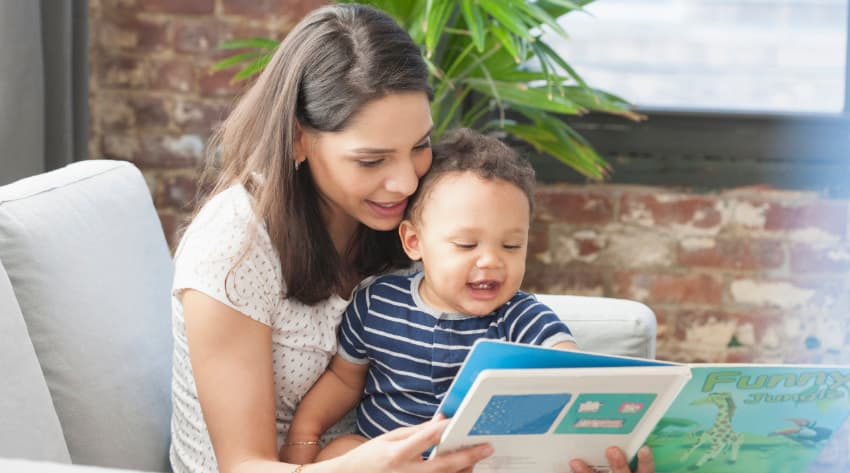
[350,126,433,154]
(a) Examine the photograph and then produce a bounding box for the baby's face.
[413,171,530,316]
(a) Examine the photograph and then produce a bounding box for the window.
[533,0,850,196]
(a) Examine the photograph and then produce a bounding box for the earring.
[294,158,302,171]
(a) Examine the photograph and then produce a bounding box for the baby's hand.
[279,439,321,464]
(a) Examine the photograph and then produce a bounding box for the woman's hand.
[570,445,655,473]
[331,417,493,473]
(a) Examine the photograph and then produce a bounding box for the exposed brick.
[95,97,134,130]
[155,173,201,211]
[527,219,549,259]
[730,278,850,330]
[579,224,676,269]
[96,16,170,52]
[173,98,230,133]
[158,210,190,252]
[660,309,785,363]
[534,187,614,224]
[98,0,138,18]
[173,20,219,54]
[678,237,785,271]
[99,56,148,89]
[97,94,170,131]
[101,133,141,162]
[198,68,250,97]
[736,199,848,237]
[791,242,850,273]
[150,59,196,93]
[139,0,214,15]
[139,133,207,168]
[620,192,723,231]
[522,263,605,297]
[614,271,723,306]
[546,226,609,264]
[221,0,327,19]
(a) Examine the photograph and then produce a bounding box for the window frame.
[529,3,850,197]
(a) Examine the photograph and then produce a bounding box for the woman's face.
[300,92,433,236]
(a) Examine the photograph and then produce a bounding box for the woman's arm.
[183,289,492,473]
[182,289,289,473]
[282,355,369,462]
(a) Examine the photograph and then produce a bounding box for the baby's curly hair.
[406,128,536,224]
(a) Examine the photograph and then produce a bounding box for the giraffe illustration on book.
[680,392,744,470]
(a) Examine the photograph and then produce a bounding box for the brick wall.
[88,1,850,366]
[524,186,850,366]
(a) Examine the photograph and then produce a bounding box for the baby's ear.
[398,220,422,261]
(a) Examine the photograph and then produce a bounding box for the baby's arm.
[553,340,579,350]
[280,354,369,464]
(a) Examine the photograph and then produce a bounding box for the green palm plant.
[214,0,640,179]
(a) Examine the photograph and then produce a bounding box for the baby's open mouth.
[468,280,499,290]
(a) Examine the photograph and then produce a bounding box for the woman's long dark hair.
[201,4,431,305]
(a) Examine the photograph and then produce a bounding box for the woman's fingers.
[393,418,450,458]
[633,446,655,473]
[424,443,493,472]
[567,458,596,473]
[604,446,630,471]
[569,445,654,473]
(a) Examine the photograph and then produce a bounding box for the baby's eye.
[453,242,476,249]
[503,244,523,250]
[357,159,384,168]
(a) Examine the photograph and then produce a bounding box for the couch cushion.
[0,160,173,472]
[0,260,70,462]
[535,294,657,359]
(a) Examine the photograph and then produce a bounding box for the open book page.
[431,340,691,473]
[433,366,691,473]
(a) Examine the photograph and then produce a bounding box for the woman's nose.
[385,158,419,196]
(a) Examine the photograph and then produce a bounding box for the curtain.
[0,0,88,185]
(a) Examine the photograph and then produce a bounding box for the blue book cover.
[437,339,676,418]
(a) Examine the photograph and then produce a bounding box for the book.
[430,340,692,473]
[430,339,850,473]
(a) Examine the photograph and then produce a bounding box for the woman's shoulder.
[178,185,260,246]
[191,184,256,231]
[172,184,283,322]
[173,184,277,273]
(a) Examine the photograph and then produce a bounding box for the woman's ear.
[398,220,422,261]
[292,122,309,167]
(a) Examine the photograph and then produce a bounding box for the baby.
[281,128,578,463]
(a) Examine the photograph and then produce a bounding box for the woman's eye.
[413,140,431,151]
[357,159,384,168]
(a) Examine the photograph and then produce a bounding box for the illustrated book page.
[648,364,850,473]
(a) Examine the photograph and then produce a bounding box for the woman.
[169,4,654,473]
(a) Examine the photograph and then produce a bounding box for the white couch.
[0,160,657,472]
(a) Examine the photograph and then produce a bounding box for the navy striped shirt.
[337,271,574,439]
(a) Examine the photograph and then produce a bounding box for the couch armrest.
[534,294,657,359]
